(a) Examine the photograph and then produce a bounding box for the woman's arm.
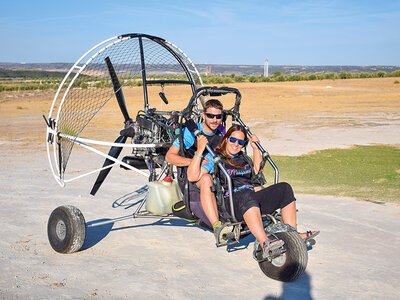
[187,135,210,182]
[250,134,262,174]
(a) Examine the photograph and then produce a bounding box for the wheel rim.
[271,252,287,267]
[55,220,66,240]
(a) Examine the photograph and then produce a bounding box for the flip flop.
[262,237,284,255]
[302,230,320,240]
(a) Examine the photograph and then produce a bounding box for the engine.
[135,113,172,144]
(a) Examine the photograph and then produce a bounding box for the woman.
[187,124,318,253]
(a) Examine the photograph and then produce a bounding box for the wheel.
[256,231,308,282]
[47,205,86,254]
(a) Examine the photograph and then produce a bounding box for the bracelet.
[194,152,203,158]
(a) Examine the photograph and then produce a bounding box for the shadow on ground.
[80,216,208,251]
[264,271,313,300]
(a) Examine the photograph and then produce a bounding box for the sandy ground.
[1,78,400,299]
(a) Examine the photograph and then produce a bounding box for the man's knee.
[197,174,212,188]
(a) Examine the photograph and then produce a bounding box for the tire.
[257,231,308,282]
[47,205,86,254]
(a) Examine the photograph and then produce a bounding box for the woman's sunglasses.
[205,113,223,119]
[228,136,246,146]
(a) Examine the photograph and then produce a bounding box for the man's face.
[202,107,223,133]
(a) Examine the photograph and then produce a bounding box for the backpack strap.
[175,119,197,219]
[241,152,267,187]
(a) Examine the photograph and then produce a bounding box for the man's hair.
[204,99,223,111]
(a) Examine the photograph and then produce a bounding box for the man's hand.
[201,157,209,165]
[196,135,209,154]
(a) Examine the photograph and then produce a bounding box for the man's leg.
[196,174,219,226]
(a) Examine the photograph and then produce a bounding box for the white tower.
[264,57,269,77]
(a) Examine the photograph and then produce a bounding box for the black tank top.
[185,129,223,158]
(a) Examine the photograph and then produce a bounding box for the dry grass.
[1,77,399,143]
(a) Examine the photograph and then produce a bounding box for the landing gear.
[47,205,86,254]
[255,231,308,282]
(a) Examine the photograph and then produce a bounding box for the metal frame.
[84,87,281,242]
[46,33,203,186]
[45,33,281,247]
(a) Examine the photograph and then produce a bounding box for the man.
[165,99,223,232]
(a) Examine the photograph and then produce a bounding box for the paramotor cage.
[45,33,203,187]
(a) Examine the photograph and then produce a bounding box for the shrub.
[374,71,387,78]
[249,76,259,83]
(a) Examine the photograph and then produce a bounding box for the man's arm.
[165,144,192,167]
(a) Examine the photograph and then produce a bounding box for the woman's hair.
[216,124,248,168]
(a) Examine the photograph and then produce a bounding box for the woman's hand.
[250,134,260,149]
[196,135,208,154]
[250,134,262,173]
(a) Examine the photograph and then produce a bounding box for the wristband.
[194,152,203,158]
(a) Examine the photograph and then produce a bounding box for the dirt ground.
[1,77,400,299]
[1,77,399,155]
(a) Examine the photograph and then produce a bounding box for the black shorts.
[225,182,296,221]
[177,169,212,227]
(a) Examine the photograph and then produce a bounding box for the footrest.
[215,223,241,247]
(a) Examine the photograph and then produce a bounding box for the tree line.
[1,69,399,92]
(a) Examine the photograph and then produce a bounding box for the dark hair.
[204,99,223,112]
[216,124,248,168]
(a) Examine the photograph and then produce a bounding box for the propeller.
[90,56,132,196]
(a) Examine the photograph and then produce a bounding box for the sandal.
[262,237,284,257]
[301,230,320,240]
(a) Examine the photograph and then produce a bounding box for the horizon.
[1,62,399,67]
[1,1,399,66]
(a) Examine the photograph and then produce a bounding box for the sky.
[0,0,399,65]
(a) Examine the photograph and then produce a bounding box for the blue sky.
[1,0,399,65]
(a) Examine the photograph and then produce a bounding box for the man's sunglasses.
[205,113,223,119]
[228,136,246,146]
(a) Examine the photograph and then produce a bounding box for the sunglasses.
[205,112,223,119]
[228,136,246,146]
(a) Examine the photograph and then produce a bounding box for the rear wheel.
[256,231,308,282]
[47,205,86,254]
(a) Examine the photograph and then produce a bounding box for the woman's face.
[226,130,246,156]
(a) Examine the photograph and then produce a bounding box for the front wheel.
[256,231,308,282]
[47,205,86,254]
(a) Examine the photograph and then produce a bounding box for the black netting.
[55,35,201,176]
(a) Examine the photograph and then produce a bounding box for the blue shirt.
[172,123,217,173]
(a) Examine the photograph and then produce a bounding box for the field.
[1,77,399,202]
[1,77,400,299]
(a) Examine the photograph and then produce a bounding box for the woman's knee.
[278,182,296,207]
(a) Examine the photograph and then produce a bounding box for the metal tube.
[86,215,134,228]
[236,117,266,153]
[133,214,183,220]
[205,144,237,222]
[85,212,186,228]
[235,116,279,184]
[139,37,149,112]
[267,156,279,185]
[134,196,147,215]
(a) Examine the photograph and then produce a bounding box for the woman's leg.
[243,206,268,245]
[237,189,284,249]
[281,200,297,230]
[257,182,296,216]
[257,183,315,239]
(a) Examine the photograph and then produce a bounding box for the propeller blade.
[90,57,133,196]
[90,135,127,196]
[104,56,132,123]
